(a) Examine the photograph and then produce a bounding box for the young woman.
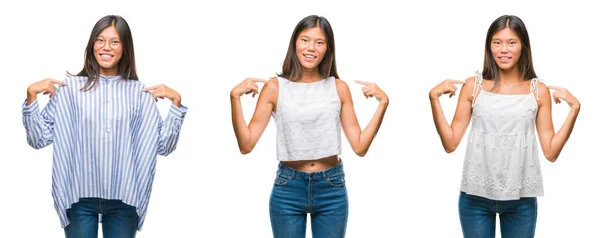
[230,15,388,237]
[22,15,188,237]
[429,15,580,237]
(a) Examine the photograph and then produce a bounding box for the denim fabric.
[270,161,348,238]
[459,192,537,238]
[64,198,138,238]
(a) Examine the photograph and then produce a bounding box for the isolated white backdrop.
[1,0,598,237]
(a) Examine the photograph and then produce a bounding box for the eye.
[509,41,517,45]
[96,39,104,43]
[317,41,325,45]
[111,40,120,45]
[492,41,500,45]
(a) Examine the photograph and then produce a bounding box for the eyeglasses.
[95,38,121,50]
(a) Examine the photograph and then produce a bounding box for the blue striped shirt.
[22,75,187,230]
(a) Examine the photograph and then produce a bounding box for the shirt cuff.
[23,100,39,116]
[168,104,188,119]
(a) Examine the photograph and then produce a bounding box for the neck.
[100,69,119,76]
[497,67,521,82]
[299,68,322,83]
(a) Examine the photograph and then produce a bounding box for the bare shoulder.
[260,77,279,105]
[263,77,279,92]
[335,78,351,96]
[460,76,477,93]
[335,78,349,88]
[537,81,550,93]
[536,80,551,105]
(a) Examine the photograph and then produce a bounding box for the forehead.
[98,26,120,38]
[298,26,325,39]
[492,28,519,40]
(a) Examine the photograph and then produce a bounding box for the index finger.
[251,78,268,83]
[449,80,465,85]
[143,85,159,92]
[51,79,67,86]
[547,85,562,91]
[354,80,372,85]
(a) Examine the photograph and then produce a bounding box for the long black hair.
[278,15,339,81]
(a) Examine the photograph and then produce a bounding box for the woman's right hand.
[429,79,465,99]
[26,78,67,105]
[230,78,267,98]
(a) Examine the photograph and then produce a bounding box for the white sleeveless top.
[272,76,342,161]
[460,71,544,200]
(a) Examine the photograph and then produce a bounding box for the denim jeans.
[459,192,537,238]
[64,198,138,238]
[269,161,349,238]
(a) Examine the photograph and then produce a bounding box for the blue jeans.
[459,192,537,238]
[269,161,349,238]
[64,198,138,238]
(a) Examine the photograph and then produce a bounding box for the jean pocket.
[326,172,345,187]
[273,171,290,186]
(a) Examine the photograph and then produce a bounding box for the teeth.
[304,55,315,59]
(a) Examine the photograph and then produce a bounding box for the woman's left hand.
[143,84,182,107]
[355,80,388,104]
[547,85,580,109]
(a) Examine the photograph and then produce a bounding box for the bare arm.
[428,77,474,153]
[535,83,580,162]
[230,77,277,154]
[338,79,389,157]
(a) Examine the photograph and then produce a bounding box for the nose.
[307,41,316,52]
[501,43,508,53]
[102,41,112,51]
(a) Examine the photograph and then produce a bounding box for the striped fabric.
[22,75,187,230]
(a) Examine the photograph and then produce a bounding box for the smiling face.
[93,26,123,76]
[490,28,522,71]
[295,26,327,72]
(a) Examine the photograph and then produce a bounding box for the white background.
[1,0,598,237]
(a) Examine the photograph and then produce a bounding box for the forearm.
[230,96,252,154]
[546,106,580,161]
[355,101,388,156]
[429,96,457,152]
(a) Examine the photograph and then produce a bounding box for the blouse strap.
[471,70,483,107]
[530,77,542,101]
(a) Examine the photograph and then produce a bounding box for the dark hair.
[482,15,537,84]
[72,15,137,91]
[278,15,339,81]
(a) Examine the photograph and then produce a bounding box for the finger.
[251,78,268,83]
[143,85,160,92]
[449,92,455,98]
[355,80,372,86]
[547,85,562,91]
[49,79,67,86]
[552,94,560,104]
[449,80,465,85]
[43,92,50,95]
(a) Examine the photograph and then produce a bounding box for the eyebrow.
[97,36,120,40]
[492,38,519,41]
[299,35,326,41]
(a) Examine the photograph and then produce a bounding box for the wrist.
[570,101,581,111]
[230,90,241,99]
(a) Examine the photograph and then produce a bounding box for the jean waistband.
[277,159,344,181]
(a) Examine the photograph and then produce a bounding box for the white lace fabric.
[461,71,544,200]
[272,76,342,161]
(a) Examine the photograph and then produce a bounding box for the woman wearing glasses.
[22,15,187,238]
